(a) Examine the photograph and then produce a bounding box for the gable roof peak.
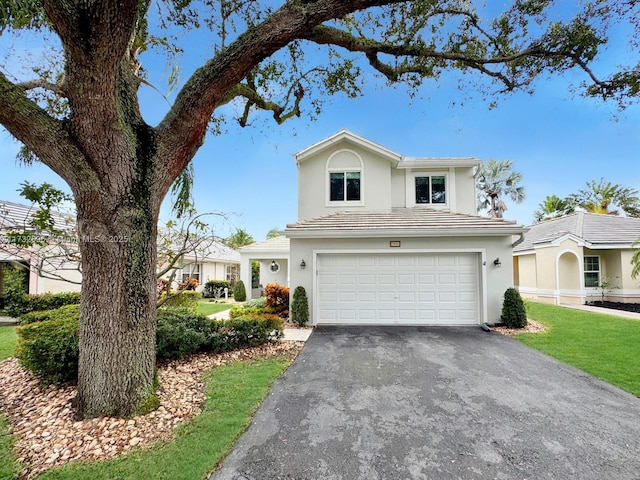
[295,129,402,165]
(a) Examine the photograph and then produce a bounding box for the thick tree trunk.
[74,191,159,419]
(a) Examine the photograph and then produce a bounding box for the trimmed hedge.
[16,315,80,385]
[290,286,309,326]
[3,282,81,318]
[233,280,247,302]
[157,308,283,360]
[16,305,283,385]
[501,287,528,328]
[19,304,81,325]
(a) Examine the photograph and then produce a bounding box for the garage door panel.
[378,274,395,285]
[378,292,396,303]
[398,292,415,302]
[317,253,479,325]
[438,274,456,285]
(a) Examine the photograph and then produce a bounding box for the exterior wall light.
[493,258,502,268]
[300,259,306,269]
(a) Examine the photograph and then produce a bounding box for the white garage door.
[317,253,480,325]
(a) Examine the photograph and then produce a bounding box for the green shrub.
[25,291,81,313]
[19,304,81,325]
[264,283,289,318]
[157,308,283,360]
[290,286,309,326]
[203,280,231,299]
[16,304,283,385]
[158,291,202,312]
[501,287,528,328]
[2,266,28,317]
[2,271,81,317]
[245,297,266,308]
[233,280,247,302]
[16,314,80,385]
[156,309,208,360]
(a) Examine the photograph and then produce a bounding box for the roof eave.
[285,227,525,238]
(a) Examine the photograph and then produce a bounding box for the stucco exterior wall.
[290,235,514,325]
[297,143,393,220]
[452,166,477,214]
[36,271,82,294]
[515,254,537,291]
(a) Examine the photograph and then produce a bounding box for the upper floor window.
[584,256,600,288]
[415,175,446,204]
[326,149,364,206]
[330,171,361,201]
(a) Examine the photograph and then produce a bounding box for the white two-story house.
[239,130,525,325]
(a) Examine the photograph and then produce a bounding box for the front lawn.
[0,326,17,361]
[516,302,640,397]
[196,300,235,317]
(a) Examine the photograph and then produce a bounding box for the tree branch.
[0,72,99,192]
[154,0,408,195]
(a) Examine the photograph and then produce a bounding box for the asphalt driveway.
[211,327,640,480]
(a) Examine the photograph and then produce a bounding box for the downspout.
[512,232,525,248]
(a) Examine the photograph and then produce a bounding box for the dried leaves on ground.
[0,341,303,479]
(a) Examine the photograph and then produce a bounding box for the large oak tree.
[0,0,636,418]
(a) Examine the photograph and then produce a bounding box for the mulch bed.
[0,341,303,479]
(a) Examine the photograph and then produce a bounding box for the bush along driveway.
[211,326,640,480]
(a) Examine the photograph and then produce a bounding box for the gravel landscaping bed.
[0,341,303,479]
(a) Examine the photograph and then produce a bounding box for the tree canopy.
[569,178,640,217]
[0,0,638,418]
[533,195,576,223]
[476,159,525,218]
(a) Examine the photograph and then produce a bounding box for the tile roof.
[514,212,640,252]
[285,208,524,237]
[1,200,240,263]
[0,200,75,232]
[238,235,290,253]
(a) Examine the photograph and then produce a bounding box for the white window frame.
[181,262,201,283]
[406,171,449,208]
[325,149,364,207]
[583,255,600,288]
[226,264,238,283]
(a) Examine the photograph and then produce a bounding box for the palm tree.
[533,195,575,222]
[476,159,525,218]
[569,178,640,217]
[225,228,254,249]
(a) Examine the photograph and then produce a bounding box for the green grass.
[0,326,18,361]
[35,353,294,480]
[517,302,640,397]
[0,414,20,480]
[196,301,234,317]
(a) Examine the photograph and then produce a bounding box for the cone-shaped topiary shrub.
[501,287,527,328]
[290,286,309,327]
[233,280,247,302]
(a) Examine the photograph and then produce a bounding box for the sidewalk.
[0,316,17,326]
[559,303,640,320]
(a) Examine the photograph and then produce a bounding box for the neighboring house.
[0,200,81,296]
[163,240,241,293]
[514,212,640,305]
[0,200,240,298]
[239,129,525,325]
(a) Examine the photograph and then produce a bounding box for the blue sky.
[1,5,639,242]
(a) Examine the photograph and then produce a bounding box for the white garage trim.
[313,248,487,325]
